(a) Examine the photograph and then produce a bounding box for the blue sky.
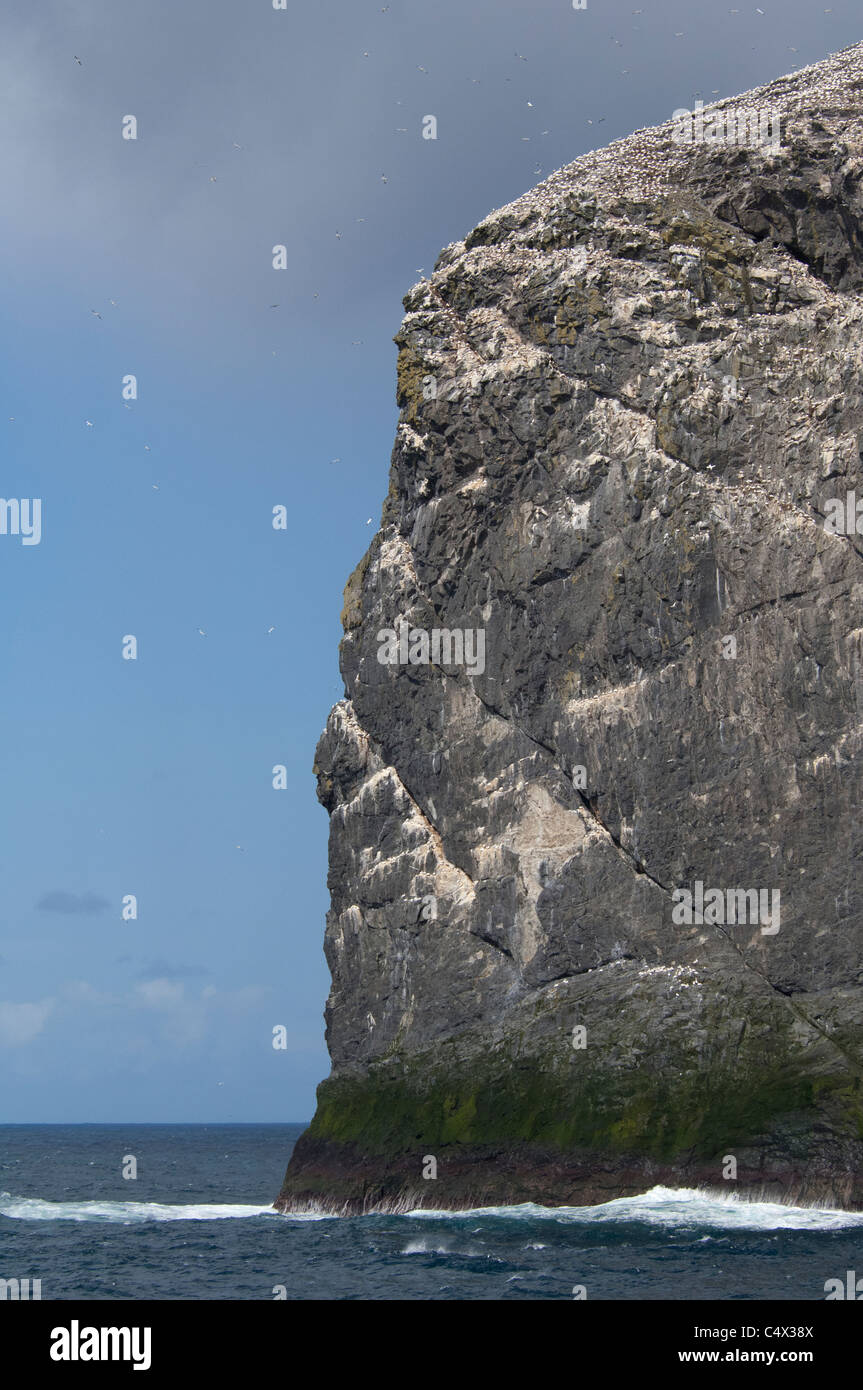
[0,0,858,1121]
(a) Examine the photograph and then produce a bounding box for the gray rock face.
[277,43,863,1214]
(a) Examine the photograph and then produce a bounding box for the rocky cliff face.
[277,44,863,1214]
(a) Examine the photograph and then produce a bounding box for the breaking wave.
[5,1185,862,1231]
[405,1186,863,1232]
[0,1193,286,1224]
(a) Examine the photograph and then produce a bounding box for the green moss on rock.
[305,1031,840,1168]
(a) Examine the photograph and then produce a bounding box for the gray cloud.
[137,960,208,981]
[1,0,856,387]
[36,890,110,915]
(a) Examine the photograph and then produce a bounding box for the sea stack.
[277,43,863,1214]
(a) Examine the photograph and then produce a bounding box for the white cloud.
[135,978,185,1010]
[0,999,55,1047]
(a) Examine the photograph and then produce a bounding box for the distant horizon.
[0,1119,310,1126]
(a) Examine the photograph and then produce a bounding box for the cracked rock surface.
[277,43,863,1213]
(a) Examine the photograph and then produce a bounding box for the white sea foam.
[8,1184,861,1230]
[401,1238,487,1256]
[404,1186,863,1232]
[0,1193,288,1224]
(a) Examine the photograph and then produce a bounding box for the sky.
[0,0,859,1123]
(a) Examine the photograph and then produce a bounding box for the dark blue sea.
[1,1125,862,1300]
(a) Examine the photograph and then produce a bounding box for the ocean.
[1,1124,862,1301]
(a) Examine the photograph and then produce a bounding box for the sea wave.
[401,1238,489,1256]
[0,1193,287,1224]
[5,1184,861,1231]
[405,1186,863,1232]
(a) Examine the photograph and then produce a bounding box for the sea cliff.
[277,43,863,1213]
